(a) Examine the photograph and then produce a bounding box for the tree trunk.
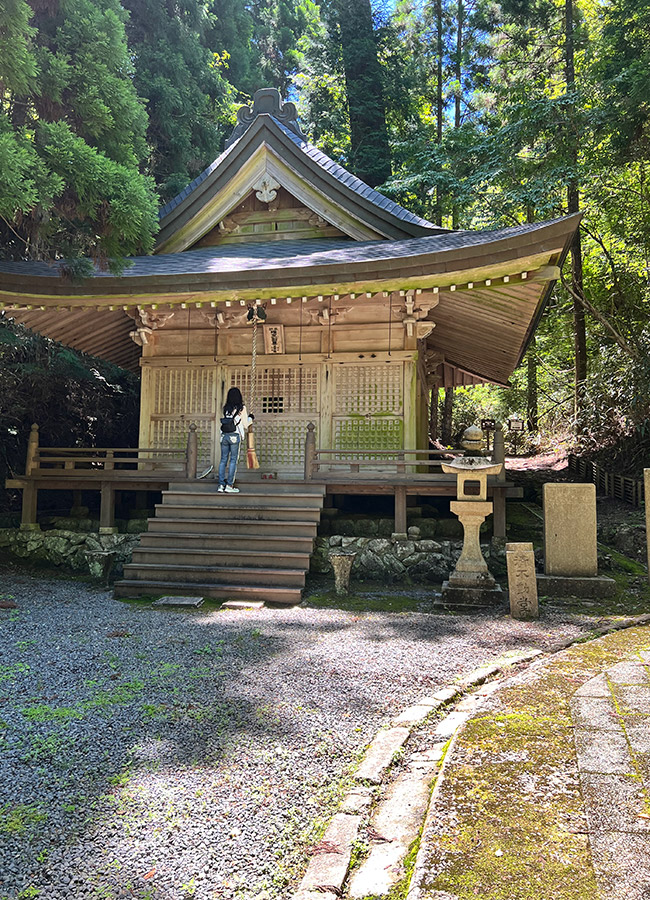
[429,385,439,441]
[452,0,462,229]
[441,386,454,444]
[435,0,443,227]
[526,334,539,433]
[336,0,391,187]
[565,0,587,420]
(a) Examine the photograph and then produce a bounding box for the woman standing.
[217,387,253,493]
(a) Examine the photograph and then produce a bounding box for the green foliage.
[0,315,140,514]
[0,0,158,264]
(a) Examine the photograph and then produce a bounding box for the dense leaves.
[0,315,140,515]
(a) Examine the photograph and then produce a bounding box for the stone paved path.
[571,651,650,900]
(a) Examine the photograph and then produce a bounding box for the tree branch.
[559,271,638,359]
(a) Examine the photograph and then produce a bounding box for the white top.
[235,405,253,440]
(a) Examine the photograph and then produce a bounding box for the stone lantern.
[439,457,504,609]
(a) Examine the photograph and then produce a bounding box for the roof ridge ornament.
[225,88,306,148]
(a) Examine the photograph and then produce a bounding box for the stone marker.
[543,483,598,577]
[329,552,356,595]
[506,541,538,620]
[152,595,204,608]
[645,469,650,583]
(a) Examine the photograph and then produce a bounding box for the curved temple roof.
[0,89,580,382]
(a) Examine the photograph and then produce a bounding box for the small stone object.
[329,552,356,596]
[152,595,204,608]
[220,600,265,610]
[506,541,538,620]
[461,424,484,452]
[407,525,421,539]
[543,483,598,577]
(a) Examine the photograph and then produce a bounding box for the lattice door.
[149,367,216,469]
[332,363,404,454]
[227,365,320,471]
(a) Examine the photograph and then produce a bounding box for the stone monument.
[506,542,538,620]
[537,483,616,597]
[439,457,504,609]
[330,551,356,596]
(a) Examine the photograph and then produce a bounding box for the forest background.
[1,0,650,496]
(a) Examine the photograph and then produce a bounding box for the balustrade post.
[304,422,316,480]
[186,423,198,479]
[105,450,114,471]
[25,423,39,475]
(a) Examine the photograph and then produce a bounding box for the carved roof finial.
[225,88,306,148]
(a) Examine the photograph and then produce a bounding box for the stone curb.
[289,613,650,900]
[289,653,539,900]
[406,612,650,900]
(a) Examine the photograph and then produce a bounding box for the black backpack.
[221,409,239,434]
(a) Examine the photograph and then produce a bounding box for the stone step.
[161,490,325,509]
[146,517,318,537]
[167,480,326,496]
[114,579,302,605]
[137,531,315,554]
[153,503,322,523]
[122,562,305,588]
[131,546,311,569]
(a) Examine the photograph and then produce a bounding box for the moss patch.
[420,625,650,899]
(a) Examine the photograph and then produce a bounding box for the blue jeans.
[218,433,241,486]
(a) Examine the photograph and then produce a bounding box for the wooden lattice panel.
[151,418,213,469]
[227,365,319,470]
[333,416,403,452]
[334,364,403,415]
[227,366,319,414]
[151,367,215,415]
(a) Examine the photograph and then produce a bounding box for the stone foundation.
[0,527,507,586]
[311,535,506,584]
[0,528,139,580]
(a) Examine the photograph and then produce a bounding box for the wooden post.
[20,483,39,530]
[186,423,198,479]
[645,469,650,582]
[304,422,316,480]
[105,450,114,471]
[394,485,407,536]
[99,482,117,533]
[492,423,507,538]
[493,487,506,539]
[492,423,506,482]
[25,423,39,475]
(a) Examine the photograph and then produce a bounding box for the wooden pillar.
[25,423,39,475]
[99,483,117,534]
[20,483,39,531]
[394,486,407,536]
[493,487,506,539]
[491,423,507,538]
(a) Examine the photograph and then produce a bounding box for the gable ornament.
[253,174,281,205]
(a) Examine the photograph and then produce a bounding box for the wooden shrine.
[1,88,579,481]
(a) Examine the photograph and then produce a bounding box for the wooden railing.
[302,421,509,536]
[568,454,645,507]
[25,423,200,479]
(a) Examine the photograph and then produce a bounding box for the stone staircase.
[114,478,326,605]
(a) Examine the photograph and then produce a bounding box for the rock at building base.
[536,574,617,598]
[438,581,504,610]
[152,595,204,608]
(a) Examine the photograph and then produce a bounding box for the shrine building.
[0,89,580,603]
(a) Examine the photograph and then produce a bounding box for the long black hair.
[224,386,244,415]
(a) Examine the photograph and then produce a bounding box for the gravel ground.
[0,563,618,900]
